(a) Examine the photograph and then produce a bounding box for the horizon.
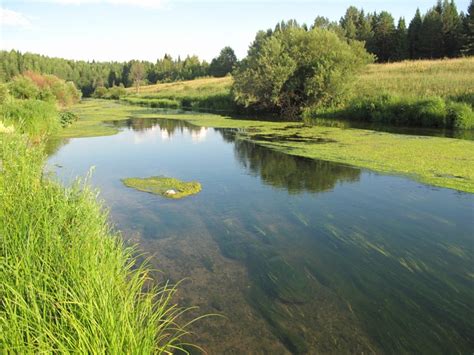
[1,0,471,63]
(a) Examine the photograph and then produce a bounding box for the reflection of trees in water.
[45,136,70,156]
[220,129,360,194]
[108,117,203,136]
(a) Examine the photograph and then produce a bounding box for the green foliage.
[8,72,81,106]
[209,47,238,77]
[58,111,79,127]
[307,94,474,129]
[92,86,108,98]
[233,25,373,119]
[9,75,39,99]
[0,135,193,353]
[1,99,60,137]
[0,83,9,104]
[122,176,202,199]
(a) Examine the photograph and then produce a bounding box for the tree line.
[330,0,473,62]
[0,47,238,96]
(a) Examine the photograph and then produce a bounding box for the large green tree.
[232,24,373,119]
[209,47,238,77]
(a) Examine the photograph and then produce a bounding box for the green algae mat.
[122,176,201,199]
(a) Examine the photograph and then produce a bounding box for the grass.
[353,57,474,105]
[0,134,195,352]
[60,100,474,193]
[122,176,202,199]
[123,77,234,112]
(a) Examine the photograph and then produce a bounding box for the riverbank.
[0,74,193,352]
[60,99,474,193]
[118,58,474,129]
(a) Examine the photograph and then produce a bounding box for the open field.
[354,57,474,105]
[59,100,474,193]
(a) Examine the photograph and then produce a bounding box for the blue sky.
[1,0,470,62]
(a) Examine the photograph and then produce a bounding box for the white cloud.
[32,0,169,8]
[0,8,32,28]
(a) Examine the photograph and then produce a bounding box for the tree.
[461,0,474,55]
[441,0,462,56]
[393,18,410,60]
[408,9,423,58]
[129,61,145,94]
[233,25,373,119]
[371,11,396,62]
[209,47,238,77]
[419,8,444,58]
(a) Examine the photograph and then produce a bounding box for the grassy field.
[354,57,474,105]
[60,100,474,193]
[124,77,233,112]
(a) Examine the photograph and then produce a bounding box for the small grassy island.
[122,176,202,199]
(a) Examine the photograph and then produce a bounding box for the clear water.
[47,117,474,354]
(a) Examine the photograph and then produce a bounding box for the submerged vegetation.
[123,176,202,199]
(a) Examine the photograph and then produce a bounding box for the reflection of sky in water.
[47,118,474,354]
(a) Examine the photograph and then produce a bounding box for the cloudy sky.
[1,0,470,62]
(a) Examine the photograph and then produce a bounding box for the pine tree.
[393,18,410,60]
[408,9,423,59]
[461,0,474,55]
[441,0,463,57]
[372,11,396,62]
[419,8,444,58]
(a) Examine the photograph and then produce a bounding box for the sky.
[0,0,471,62]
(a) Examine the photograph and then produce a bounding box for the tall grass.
[123,77,235,112]
[0,135,193,353]
[353,57,474,106]
[1,99,60,138]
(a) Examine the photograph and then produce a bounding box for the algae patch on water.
[122,176,202,199]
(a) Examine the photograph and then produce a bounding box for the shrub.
[305,94,474,129]
[0,83,9,104]
[9,76,40,100]
[447,102,474,129]
[93,86,108,98]
[59,111,79,127]
[1,99,59,137]
[233,24,373,119]
[106,85,126,99]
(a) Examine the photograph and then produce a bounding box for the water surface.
[47,117,474,354]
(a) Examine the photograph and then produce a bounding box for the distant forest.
[1,0,472,96]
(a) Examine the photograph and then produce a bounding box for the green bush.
[59,111,79,127]
[106,85,126,99]
[308,94,474,129]
[9,76,40,100]
[447,102,474,129]
[0,83,9,104]
[233,24,373,119]
[1,99,60,137]
[93,86,108,98]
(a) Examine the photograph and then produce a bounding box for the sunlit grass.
[0,134,195,352]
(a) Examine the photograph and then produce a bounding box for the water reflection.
[221,130,360,194]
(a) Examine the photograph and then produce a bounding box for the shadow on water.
[47,116,474,354]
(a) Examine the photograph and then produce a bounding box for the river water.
[47,117,474,354]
